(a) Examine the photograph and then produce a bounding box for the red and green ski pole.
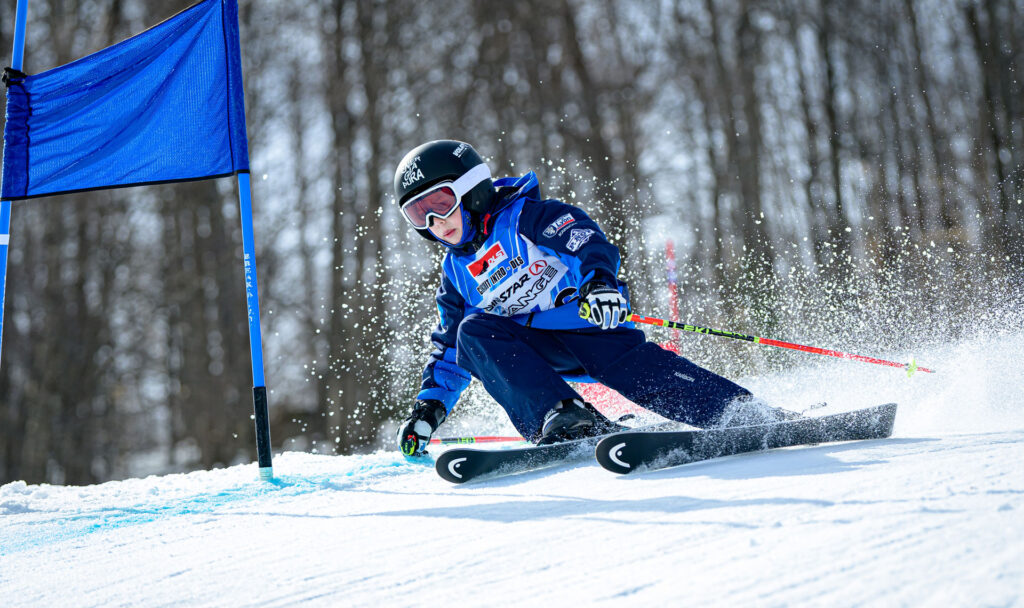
[627,313,933,375]
[429,435,525,445]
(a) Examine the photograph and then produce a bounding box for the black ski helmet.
[393,140,496,241]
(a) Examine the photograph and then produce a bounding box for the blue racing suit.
[416,172,749,438]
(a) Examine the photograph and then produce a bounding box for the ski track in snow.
[2,334,1024,606]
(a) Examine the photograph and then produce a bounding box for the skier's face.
[428,206,463,244]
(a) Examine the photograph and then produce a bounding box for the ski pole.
[626,313,934,375]
[428,435,525,445]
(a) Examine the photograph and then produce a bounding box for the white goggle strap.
[450,163,491,198]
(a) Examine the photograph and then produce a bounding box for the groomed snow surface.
[2,332,1023,607]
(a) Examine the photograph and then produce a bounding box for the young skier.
[394,140,795,456]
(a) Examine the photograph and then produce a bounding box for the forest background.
[0,0,1021,485]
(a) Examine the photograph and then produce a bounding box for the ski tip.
[434,452,472,484]
[594,434,637,475]
[878,402,898,437]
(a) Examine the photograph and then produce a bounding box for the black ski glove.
[579,280,630,330]
[397,399,447,456]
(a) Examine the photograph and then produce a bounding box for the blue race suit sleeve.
[519,199,622,287]
[416,271,472,413]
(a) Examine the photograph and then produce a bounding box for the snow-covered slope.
[2,332,1023,607]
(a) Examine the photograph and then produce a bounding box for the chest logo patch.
[468,242,509,279]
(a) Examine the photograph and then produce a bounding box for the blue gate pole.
[237,171,273,480]
[0,0,29,370]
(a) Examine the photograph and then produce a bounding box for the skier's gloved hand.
[579,280,630,330]
[397,399,447,456]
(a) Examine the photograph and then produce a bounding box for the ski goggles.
[400,163,491,230]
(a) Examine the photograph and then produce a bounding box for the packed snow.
[2,330,1023,607]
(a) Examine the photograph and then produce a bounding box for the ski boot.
[537,398,625,444]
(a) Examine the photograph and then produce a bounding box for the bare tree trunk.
[735,3,773,286]
[349,0,391,448]
[160,180,249,471]
[791,7,829,273]
[905,0,956,235]
[705,0,742,292]
[819,1,848,255]
[965,2,1011,261]
[558,0,624,245]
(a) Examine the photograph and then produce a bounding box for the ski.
[434,434,602,484]
[434,422,679,483]
[595,402,898,475]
